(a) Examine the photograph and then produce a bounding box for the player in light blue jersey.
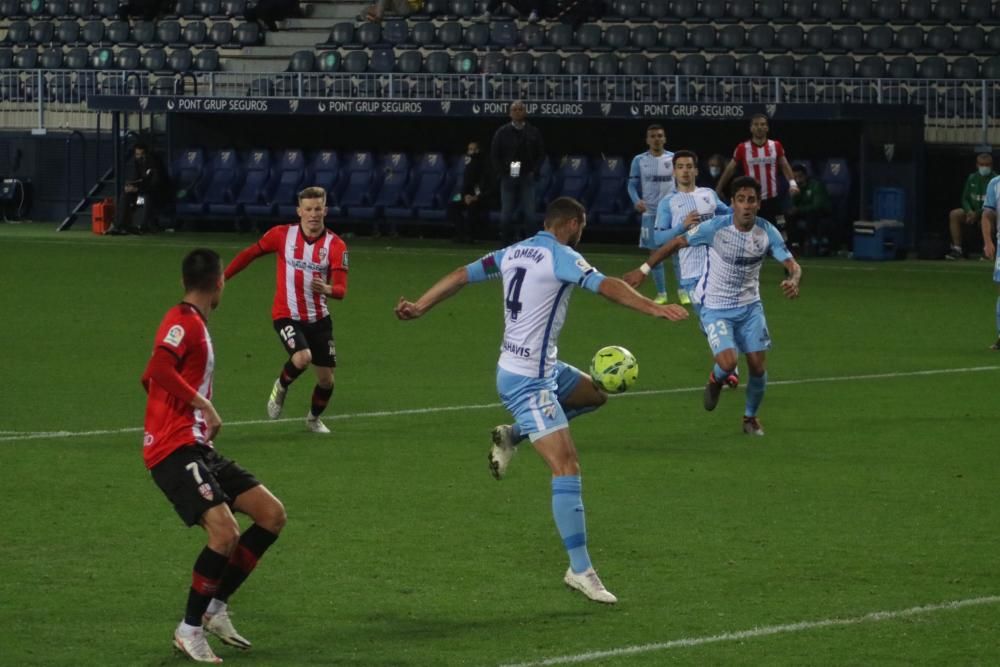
[627,124,679,305]
[626,177,802,436]
[980,174,1000,349]
[651,150,732,317]
[396,197,688,603]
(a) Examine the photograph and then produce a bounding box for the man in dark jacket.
[449,141,494,243]
[110,142,167,235]
[491,100,545,245]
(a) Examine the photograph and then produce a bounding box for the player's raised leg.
[489,363,607,480]
[269,322,313,419]
[174,504,241,664]
[531,427,617,604]
[204,485,286,650]
[701,309,740,411]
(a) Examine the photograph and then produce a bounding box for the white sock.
[206,599,226,616]
[178,621,201,636]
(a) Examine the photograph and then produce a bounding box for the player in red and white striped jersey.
[142,249,287,663]
[716,114,799,224]
[225,187,349,433]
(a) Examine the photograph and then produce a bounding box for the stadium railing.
[0,68,996,138]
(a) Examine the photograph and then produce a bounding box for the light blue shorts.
[993,253,1000,283]
[496,361,585,442]
[699,302,771,355]
[680,278,702,316]
[639,213,658,250]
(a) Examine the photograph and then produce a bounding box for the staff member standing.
[491,100,546,245]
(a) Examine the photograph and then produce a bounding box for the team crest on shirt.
[318,248,328,261]
[197,483,214,501]
[163,325,185,348]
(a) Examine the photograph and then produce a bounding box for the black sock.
[184,547,229,626]
[309,384,334,418]
[214,525,280,603]
[279,360,305,388]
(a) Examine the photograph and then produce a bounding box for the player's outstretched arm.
[599,276,689,321]
[982,209,997,260]
[224,242,267,281]
[395,266,470,320]
[780,258,802,299]
[715,160,738,199]
[624,236,689,287]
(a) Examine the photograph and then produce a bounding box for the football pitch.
[1,224,999,666]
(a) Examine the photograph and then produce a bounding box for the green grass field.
[1,224,999,666]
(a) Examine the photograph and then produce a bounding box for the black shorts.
[273,316,336,367]
[759,196,786,226]
[151,444,260,527]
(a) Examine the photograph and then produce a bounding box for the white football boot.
[203,609,251,650]
[488,425,518,480]
[173,624,223,664]
[564,567,618,604]
[306,413,330,434]
[266,379,287,420]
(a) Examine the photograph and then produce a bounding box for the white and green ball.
[589,345,639,394]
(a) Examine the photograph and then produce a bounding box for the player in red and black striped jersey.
[225,186,349,434]
[715,114,800,224]
[143,248,286,663]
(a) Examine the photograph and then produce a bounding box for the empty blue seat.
[172,147,206,216]
[220,148,271,218]
[589,156,630,226]
[195,149,241,217]
[336,152,376,218]
[368,152,411,219]
[819,158,850,228]
[258,149,306,218]
[552,156,591,203]
[307,150,341,216]
[410,152,450,221]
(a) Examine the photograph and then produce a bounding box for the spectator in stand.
[697,154,727,191]
[246,0,304,31]
[491,100,546,245]
[478,0,542,22]
[784,164,832,257]
[361,0,421,22]
[947,153,996,260]
[449,141,495,244]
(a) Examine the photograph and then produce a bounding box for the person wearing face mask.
[697,154,727,190]
[947,153,996,260]
[450,141,495,243]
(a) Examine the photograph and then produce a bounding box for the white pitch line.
[498,595,1000,667]
[1,365,997,444]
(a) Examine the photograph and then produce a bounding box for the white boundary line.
[1,365,997,444]
[498,595,1000,667]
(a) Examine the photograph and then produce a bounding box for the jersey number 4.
[505,267,526,321]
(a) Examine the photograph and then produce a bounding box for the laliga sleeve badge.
[163,324,185,348]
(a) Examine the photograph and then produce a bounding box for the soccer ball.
[589,345,639,394]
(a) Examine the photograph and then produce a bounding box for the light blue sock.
[745,372,767,417]
[651,263,667,295]
[995,297,1000,335]
[551,475,591,574]
[510,423,524,444]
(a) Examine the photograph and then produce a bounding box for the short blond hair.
[298,186,327,204]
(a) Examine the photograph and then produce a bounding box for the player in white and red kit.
[225,187,349,434]
[716,113,799,224]
[143,248,286,663]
